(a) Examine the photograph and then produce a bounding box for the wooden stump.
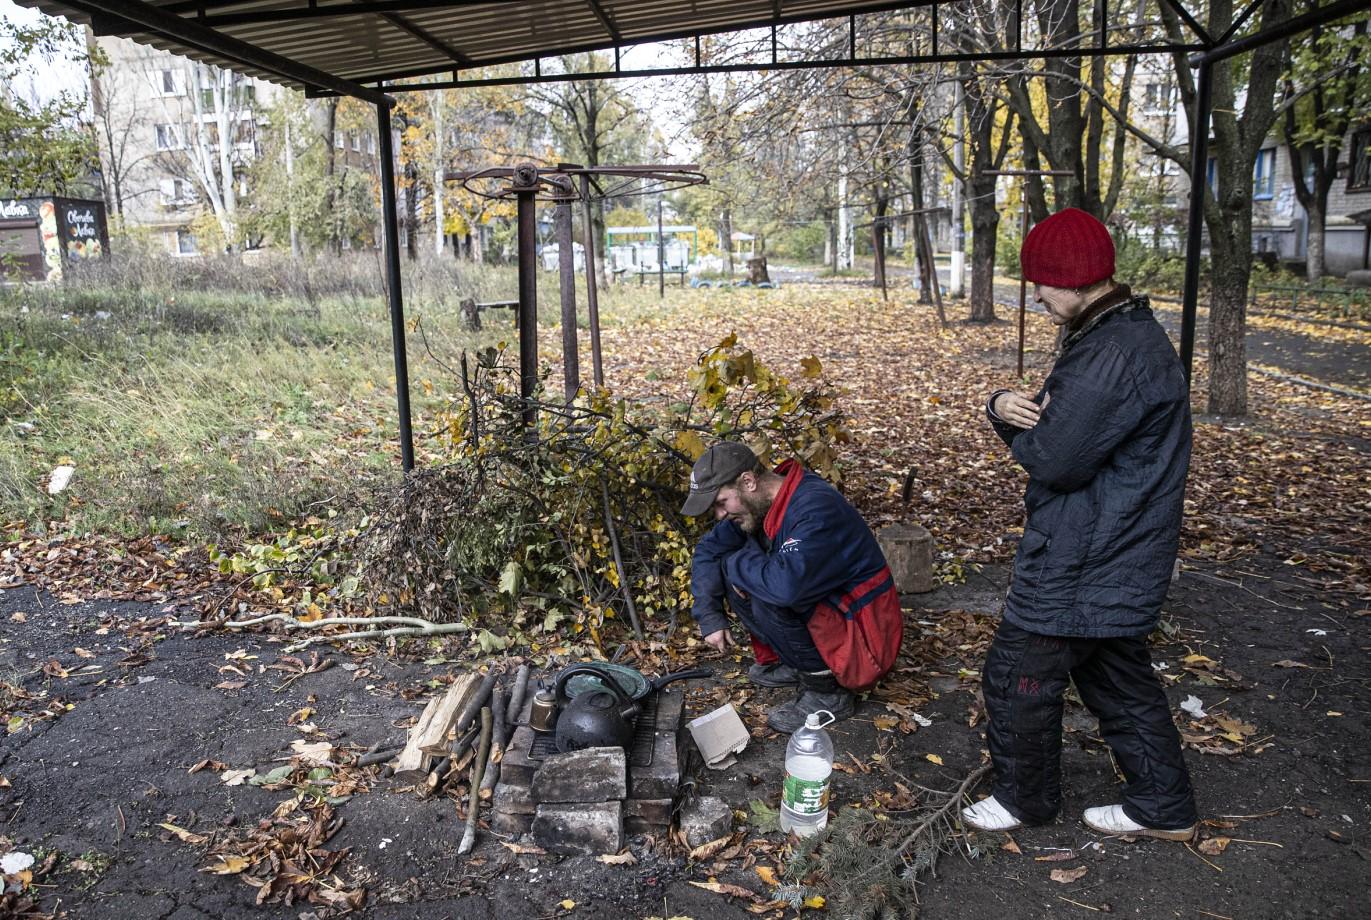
[461,297,481,331]
[877,524,936,594]
[746,257,770,285]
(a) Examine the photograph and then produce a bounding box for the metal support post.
[657,198,666,299]
[376,101,414,472]
[580,175,605,386]
[1180,59,1212,387]
[555,191,580,401]
[513,164,539,429]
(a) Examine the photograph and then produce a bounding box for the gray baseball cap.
[680,441,758,517]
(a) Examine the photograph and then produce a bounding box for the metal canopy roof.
[18,0,942,101]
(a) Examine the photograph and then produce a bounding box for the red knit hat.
[1019,207,1115,288]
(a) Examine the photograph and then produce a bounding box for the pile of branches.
[353,336,849,647]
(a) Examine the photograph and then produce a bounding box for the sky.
[1,0,88,103]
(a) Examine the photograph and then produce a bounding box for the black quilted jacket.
[988,290,1191,638]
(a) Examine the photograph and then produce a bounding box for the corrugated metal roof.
[17,0,931,96]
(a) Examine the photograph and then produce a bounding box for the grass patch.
[0,252,698,540]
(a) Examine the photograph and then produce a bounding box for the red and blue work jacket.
[691,460,903,691]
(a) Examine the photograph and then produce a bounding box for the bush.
[355,334,850,646]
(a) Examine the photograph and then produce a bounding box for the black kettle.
[554,665,638,753]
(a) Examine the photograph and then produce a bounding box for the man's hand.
[993,390,1048,429]
[702,629,735,652]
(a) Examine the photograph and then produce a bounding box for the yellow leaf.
[925,754,944,766]
[800,355,823,378]
[204,855,251,875]
[872,715,899,732]
[159,822,208,845]
[675,430,708,461]
[560,900,576,910]
[803,894,826,909]
[755,865,779,886]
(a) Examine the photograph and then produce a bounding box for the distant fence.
[1249,283,1371,322]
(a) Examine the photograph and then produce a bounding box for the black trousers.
[982,620,1198,829]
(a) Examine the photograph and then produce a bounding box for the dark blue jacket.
[691,465,891,637]
[989,292,1190,638]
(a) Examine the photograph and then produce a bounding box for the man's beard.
[731,490,772,534]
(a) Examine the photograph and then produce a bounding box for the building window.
[1350,128,1371,192]
[175,229,197,255]
[160,69,177,95]
[155,124,179,150]
[350,130,360,151]
[161,178,193,205]
[334,130,345,149]
[1253,148,1275,199]
[365,132,375,154]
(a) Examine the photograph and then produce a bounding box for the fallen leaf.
[925,753,943,766]
[1327,711,1344,717]
[559,899,576,910]
[220,769,255,786]
[689,835,734,860]
[1001,838,1022,855]
[290,739,334,765]
[755,865,779,885]
[689,880,761,900]
[187,759,226,775]
[1271,659,1310,669]
[1034,851,1077,862]
[596,850,637,865]
[872,715,899,732]
[1050,866,1088,883]
[1198,836,1231,856]
[204,855,251,875]
[214,680,247,691]
[159,822,208,845]
[802,895,826,909]
[502,842,547,855]
[74,647,96,659]
[9,612,25,622]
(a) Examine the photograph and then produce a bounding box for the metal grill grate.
[527,693,658,768]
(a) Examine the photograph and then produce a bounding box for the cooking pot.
[553,664,709,753]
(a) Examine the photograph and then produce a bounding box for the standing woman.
[961,208,1199,839]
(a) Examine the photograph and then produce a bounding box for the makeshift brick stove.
[491,685,686,855]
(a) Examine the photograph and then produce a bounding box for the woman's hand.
[993,390,1048,429]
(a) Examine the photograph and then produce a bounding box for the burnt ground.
[2,555,1367,920]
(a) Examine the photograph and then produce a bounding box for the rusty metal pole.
[555,186,580,401]
[512,163,539,430]
[376,101,414,472]
[579,175,604,386]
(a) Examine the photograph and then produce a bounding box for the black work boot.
[766,670,855,733]
[747,661,800,687]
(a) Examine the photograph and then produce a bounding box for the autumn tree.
[0,16,96,198]
[1280,16,1369,280]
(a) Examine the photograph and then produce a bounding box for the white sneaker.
[1082,804,1196,841]
[961,795,1022,832]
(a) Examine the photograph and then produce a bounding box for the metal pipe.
[515,178,538,429]
[1195,0,1369,65]
[657,198,665,299]
[580,174,605,386]
[1179,58,1212,386]
[556,195,579,401]
[1018,199,1029,378]
[376,103,414,471]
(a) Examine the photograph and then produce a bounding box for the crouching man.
[682,441,903,732]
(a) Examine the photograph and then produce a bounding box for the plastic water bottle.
[779,710,836,836]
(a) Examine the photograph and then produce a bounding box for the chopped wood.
[459,706,494,856]
[506,663,531,729]
[391,671,481,777]
[452,668,499,743]
[480,687,509,792]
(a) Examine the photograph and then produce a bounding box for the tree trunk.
[1305,200,1325,282]
[721,207,734,278]
[968,179,999,323]
[1208,240,1250,415]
